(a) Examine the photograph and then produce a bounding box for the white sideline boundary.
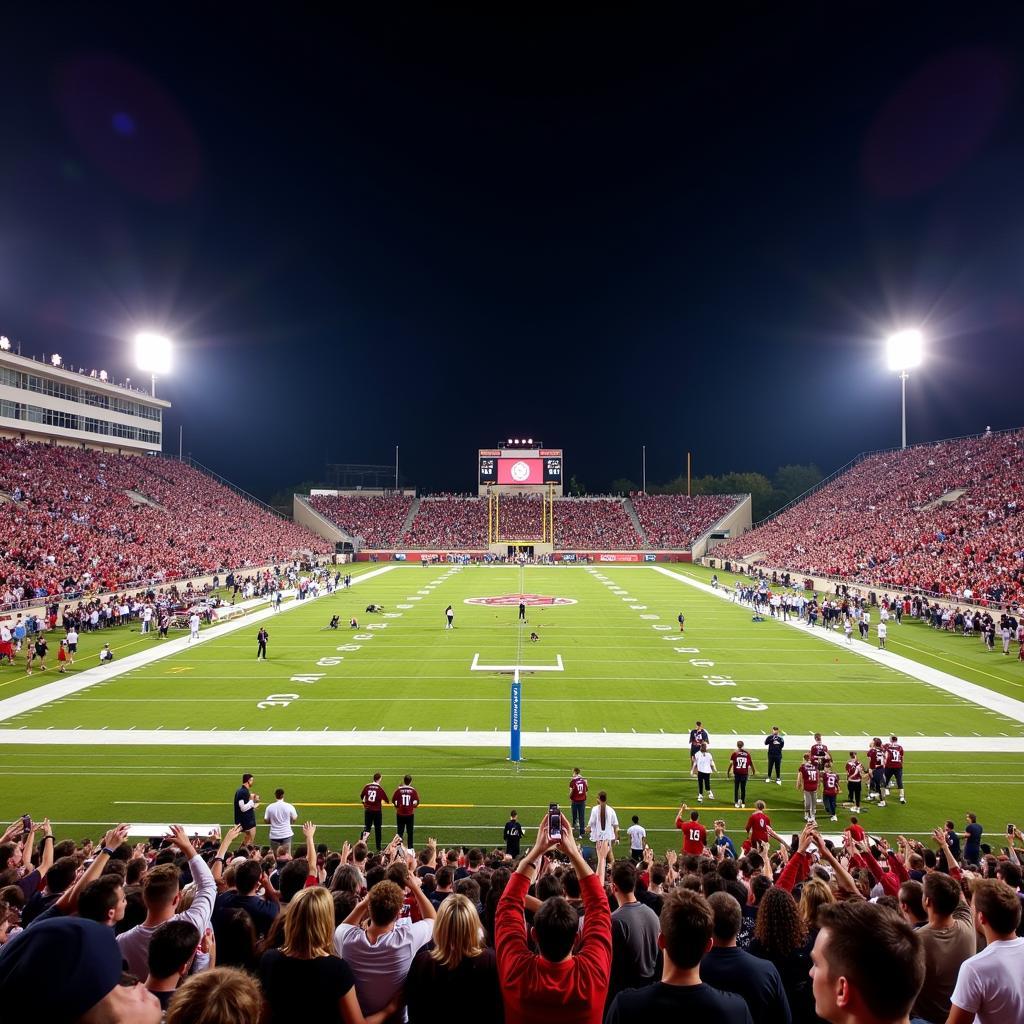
[652,565,1024,725]
[0,729,1021,751]
[0,566,396,724]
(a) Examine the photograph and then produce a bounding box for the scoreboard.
[479,448,563,488]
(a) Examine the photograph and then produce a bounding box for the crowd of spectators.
[714,430,1024,605]
[404,498,487,549]
[0,440,330,605]
[1,793,1022,1024]
[552,499,641,549]
[633,494,737,549]
[308,495,414,549]
[496,494,545,542]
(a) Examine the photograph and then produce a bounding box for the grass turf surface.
[2,564,1022,848]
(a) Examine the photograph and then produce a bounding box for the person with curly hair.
[749,886,815,1023]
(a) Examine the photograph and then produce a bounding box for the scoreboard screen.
[479,456,497,483]
[543,457,562,483]
[497,458,543,485]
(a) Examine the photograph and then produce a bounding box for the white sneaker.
[698,796,703,803]
[734,801,740,808]
[852,806,860,813]
[707,792,715,800]
[740,802,745,808]
[900,797,906,804]
[775,779,781,786]
[830,815,837,822]
[878,801,886,808]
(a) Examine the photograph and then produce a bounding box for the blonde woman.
[405,893,502,1023]
[258,887,396,1024]
[797,875,834,936]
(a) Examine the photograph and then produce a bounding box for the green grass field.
[1,563,1022,850]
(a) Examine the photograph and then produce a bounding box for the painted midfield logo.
[464,593,578,606]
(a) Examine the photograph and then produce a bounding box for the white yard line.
[651,566,1024,725]
[0,728,1021,750]
[0,567,396,724]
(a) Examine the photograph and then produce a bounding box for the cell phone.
[20,814,31,834]
[1009,824,1016,836]
[548,802,562,841]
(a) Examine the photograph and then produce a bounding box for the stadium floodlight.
[886,328,924,449]
[134,331,172,397]
[50,353,62,367]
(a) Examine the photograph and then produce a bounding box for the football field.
[1,563,1022,848]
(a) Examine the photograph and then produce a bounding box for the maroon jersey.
[810,742,829,764]
[884,743,904,768]
[730,750,752,776]
[846,759,864,782]
[867,747,885,771]
[799,763,820,791]
[746,811,771,843]
[822,770,839,796]
[360,783,388,811]
[392,785,419,817]
[677,817,707,855]
[569,775,588,803]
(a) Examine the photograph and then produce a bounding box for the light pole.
[134,332,173,397]
[886,329,923,450]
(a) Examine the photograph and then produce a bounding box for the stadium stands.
[552,498,641,549]
[307,494,413,548]
[713,430,1024,603]
[0,439,330,601]
[632,494,737,549]
[496,494,545,541]
[403,496,487,549]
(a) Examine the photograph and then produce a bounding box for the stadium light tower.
[134,332,172,397]
[886,328,923,450]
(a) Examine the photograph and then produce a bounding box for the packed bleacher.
[713,430,1024,604]
[0,440,330,602]
[496,494,545,542]
[403,497,487,549]
[552,498,641,549]
[1,773,1021,1024]
[307,494,413,548]
[633,494,737,549]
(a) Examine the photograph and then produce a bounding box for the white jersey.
[189,614,201,633]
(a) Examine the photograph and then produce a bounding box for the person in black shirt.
[234,773,260,844]
[504,811,524,857]
[519,601,527,622]
[605,889,752,1023]
[689,721,710,765]
[257,627,269,660]
[764,727,785,784]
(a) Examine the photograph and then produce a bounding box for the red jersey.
[810,742,829,763]
[569,776,589,803]
[822,770,839,796]
[798,763,820,791]
[392,785,419,817]
[360,783,388,810]
[867,747,885,770]
[730,750,752,776]
[676,817,707,855]
[847,823,865,842]
[846,759,864,782]
[884,743,904,768]
[745,811,771,843]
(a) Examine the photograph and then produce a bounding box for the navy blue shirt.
[700,946,792,1024]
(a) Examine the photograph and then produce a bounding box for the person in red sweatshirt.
[495,810,612,1024]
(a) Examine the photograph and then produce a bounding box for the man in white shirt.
[334,876,436,1019]
[691,743,717,803]
[117,825,237,980]
[188,612,201,643]
[948,878,1024,1024]
[264,788,298,852]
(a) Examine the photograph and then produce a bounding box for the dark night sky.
[3,8,1024,498]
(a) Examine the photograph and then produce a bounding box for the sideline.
[652,566,1024,725]
[0,728,1021,751]
[0,567,396,724]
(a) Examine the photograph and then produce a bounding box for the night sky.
[3,9,1024,498]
